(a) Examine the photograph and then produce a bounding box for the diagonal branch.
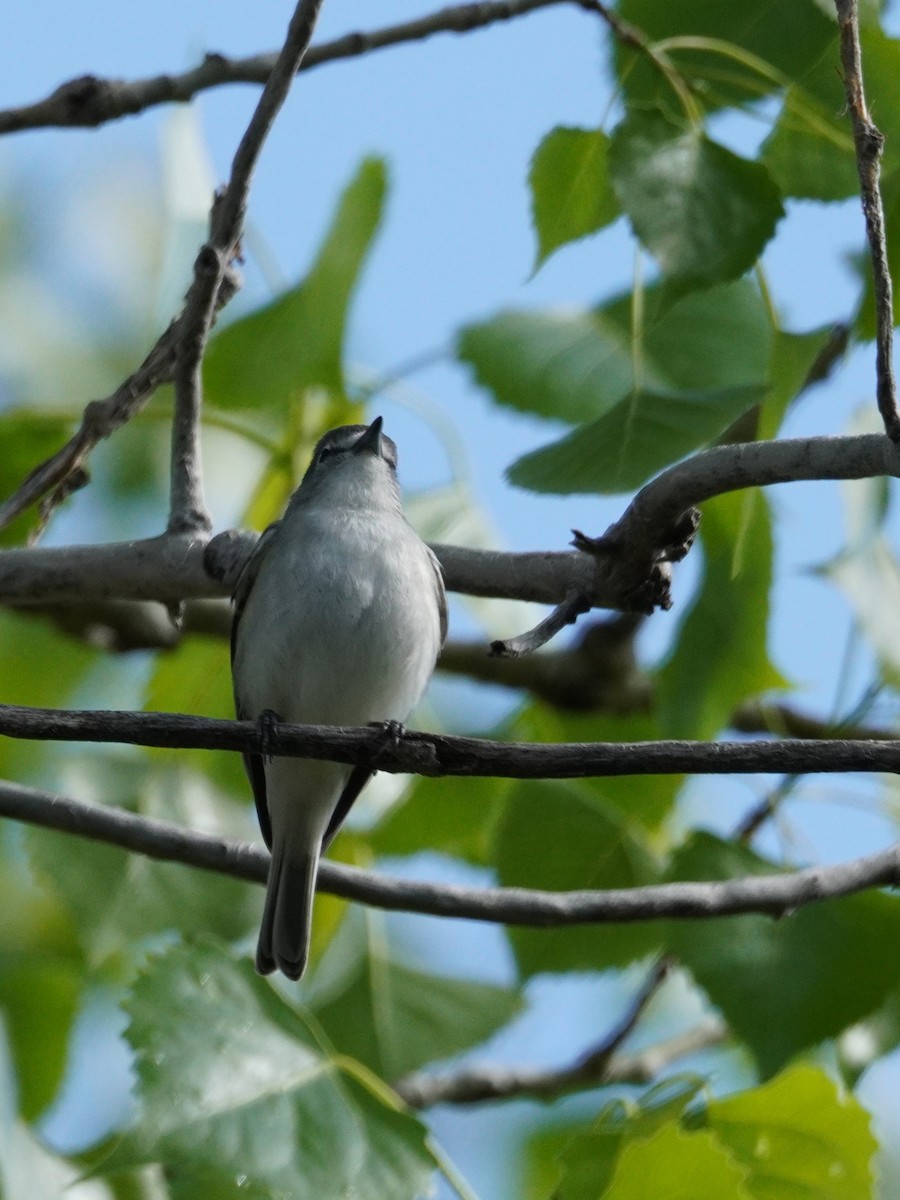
[1,776,899,927]
[3,702,900,780]
[167,0,326,535]
[0,1,575,136]
[835,0,900,441]
[396,1018,726,1107]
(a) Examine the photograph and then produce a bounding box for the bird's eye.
[317,446,335,464]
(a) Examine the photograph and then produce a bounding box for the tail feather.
[256,843,320,981]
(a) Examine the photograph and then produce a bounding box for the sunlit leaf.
[494,781,662,976]
[529,126,619,268]
[665,834,900,1077]
[705,1064,877,1200]
[312,939,523,1079]
[204,157,387,412]
[609,111,784,287]
[459,277,771,434]
[507,383,765,495]
[657,490,784,738]
[107,941,436,1199]
[761,90,857,201]
[614,0,837,112]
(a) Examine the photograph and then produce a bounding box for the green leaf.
[542,1078,706,1198]
[510,705,680,831]
[204,157,387,412]
[507,383,766,495]
[665,834,900,1077]
[657,490,784,738]
[112,941,435,1199]
[0,411,74,546]
[0,964,80,1122]
[493,781,662,977]
[759,326,843,439]
[457,308,635,424]
[529,127,620,268]
[609,111,784,287]
[27,759,258,966]
[614,0,837,113]
[312,945,523,1079]
[761,90,858,201]
[0,865,82,1121]
[458,277,771,427]
[372,773,509,864]
[706,1064,877,1200]
[599,1123,751,1200]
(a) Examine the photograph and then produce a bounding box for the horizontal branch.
[0,0,574,135]
[0,534,612,608]
[1,775,899,928]
[4,701,900,784]
[2,433,898,618]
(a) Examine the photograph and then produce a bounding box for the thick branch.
[2,776,899,928]
[0,1,574,136]
[2,703,900,781]
[835,0,899,441]
[2,433,897,616]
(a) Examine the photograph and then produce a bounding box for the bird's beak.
[353,416,384,458]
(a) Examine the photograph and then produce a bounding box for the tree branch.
[2,775,899,930]
[0,1,575,136]
[395,1018,726,1107]
[167,0,326,535]
[835,0,900,441]
[2,432,897,620]
[0,280,237,536]
[3,702,900,781]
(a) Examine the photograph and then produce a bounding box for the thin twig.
[489,588,591,658]
[0,275,239,537]
[3,702,900,780]
[0,1,574,136]
[396,1018,726,1107]
[835,0,900,441]
[167,0,326,534]
[1,776,899,928]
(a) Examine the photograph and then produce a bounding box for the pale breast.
[233,507,442,728]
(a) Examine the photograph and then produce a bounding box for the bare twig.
[3,702,900,781]
[0,1,574,136]
[489,588,591,658]
[167,0,326,535]
[835,0,900,441]
[2,775,899,928]
[0,274,239,537]
[396,1018,726,1107]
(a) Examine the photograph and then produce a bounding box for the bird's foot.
[258,709,282,762]
[367,719,405,766]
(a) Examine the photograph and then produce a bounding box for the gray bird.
[231,417,447,980]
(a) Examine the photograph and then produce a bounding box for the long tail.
[256,841,320,981]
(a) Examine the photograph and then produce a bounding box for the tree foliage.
[0,0,899,1197]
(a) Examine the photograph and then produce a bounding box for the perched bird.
[231,417,447,980]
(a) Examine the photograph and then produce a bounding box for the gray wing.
[428,545,449,648]
[231,523,280,851]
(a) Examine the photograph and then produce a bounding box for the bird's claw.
[258,709,282,763]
